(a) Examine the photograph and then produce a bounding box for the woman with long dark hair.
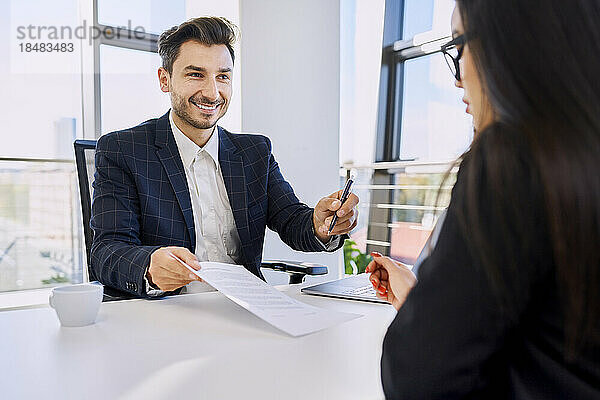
[367,0,600,398]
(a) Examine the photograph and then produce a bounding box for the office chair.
[74,139,327,301]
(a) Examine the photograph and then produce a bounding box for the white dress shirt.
[146,113,243,295]
[170,113,243,265]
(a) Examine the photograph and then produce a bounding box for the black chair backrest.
[73,139,97,281]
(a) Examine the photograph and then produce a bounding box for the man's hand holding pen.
[312,181,359,243]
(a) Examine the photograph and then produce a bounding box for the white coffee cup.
[49,283,104,327]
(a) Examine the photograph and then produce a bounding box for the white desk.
[1,284,396,400]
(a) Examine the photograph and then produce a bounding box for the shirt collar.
[169,110,220,170]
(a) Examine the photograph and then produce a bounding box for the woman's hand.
[366,252,417,310]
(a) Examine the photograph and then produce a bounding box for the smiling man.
[90,17,358,296]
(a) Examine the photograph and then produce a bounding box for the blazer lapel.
[154,111,196,249]
[218,127,251,262]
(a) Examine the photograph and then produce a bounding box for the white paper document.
[171,255,361,336]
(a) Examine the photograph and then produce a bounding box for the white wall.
[339,0,385,166]
[239,0,342,284]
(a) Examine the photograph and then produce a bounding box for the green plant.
[343,240,372,275]
[41,274,70,285]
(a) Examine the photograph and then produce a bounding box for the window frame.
[375,0,452,162]
[364,0,456,258]
[82,0,160,138]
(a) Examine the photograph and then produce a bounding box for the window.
[0,0,184,296]
[1,0,84,293]
[403,0,453,39]
[349,0,470,266]
[399,53,471,160]
[97,0,184,35]
[376,0,471,162]
[1,0,83,159]
[92,0,185,136]
[99,45,170,133]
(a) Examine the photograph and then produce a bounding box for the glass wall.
[0,0,183,294]
[1,0,82,160]
[1,0,84,293]
[0,161,82,292]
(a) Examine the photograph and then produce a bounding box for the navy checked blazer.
[90,111,341,296]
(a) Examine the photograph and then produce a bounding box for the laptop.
[301,273,389,303]
[301,211,447,304]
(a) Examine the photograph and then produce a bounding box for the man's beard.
[171,91,222,130]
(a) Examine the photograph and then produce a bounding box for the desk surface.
[1,284,396,400]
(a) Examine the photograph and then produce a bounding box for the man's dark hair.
[158,17,238,74]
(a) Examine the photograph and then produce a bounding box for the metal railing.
[342,159,458,267]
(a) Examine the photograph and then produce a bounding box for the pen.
[170,252,201,277]
[328,177,354,235]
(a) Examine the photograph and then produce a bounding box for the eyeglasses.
[441,34,467,81]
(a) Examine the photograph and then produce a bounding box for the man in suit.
[90,17,358,297]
